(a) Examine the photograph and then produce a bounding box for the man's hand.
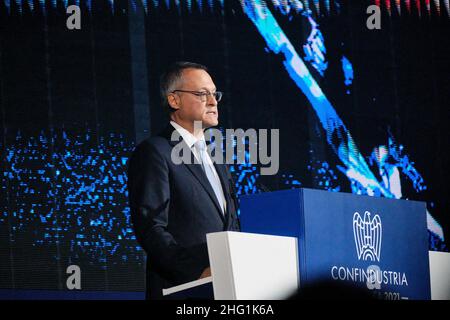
[199,267,211,279]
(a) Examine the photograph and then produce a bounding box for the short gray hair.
[160,61,209,113]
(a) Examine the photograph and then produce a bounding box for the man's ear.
[167,94,180,111]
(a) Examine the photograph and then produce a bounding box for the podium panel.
[206,232,299,300]
[240,188,431,300]
[429,251,450,300]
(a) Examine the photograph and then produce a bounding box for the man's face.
[169,68,219,129]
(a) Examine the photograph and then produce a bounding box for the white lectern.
[162,231,299,300]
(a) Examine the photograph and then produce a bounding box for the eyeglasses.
[172,90,223,102]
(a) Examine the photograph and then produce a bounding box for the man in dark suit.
[127,62,240,299]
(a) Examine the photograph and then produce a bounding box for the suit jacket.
[127,124,241,299]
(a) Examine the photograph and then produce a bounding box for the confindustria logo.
[330,265,408,290]
[330,211,408,291]
[353,211,382,262]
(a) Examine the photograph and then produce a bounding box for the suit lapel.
[213,162,232,223]
[162,125,226,222]
[185,163,226,223]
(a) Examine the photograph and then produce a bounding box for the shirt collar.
[170,121,205,148]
